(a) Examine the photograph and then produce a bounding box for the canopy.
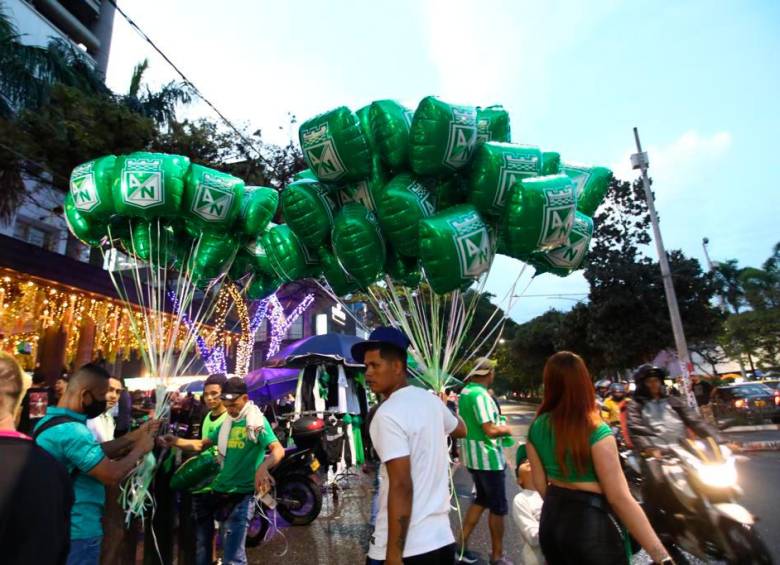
[266,333,366,368]
[245,366,300,405]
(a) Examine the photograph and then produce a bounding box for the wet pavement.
[247,401,537,564]
[246,402,780,564]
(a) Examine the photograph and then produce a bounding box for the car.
[710,383,780,427]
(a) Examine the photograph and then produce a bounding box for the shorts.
[366,543,455,564]
[468,468,508,516]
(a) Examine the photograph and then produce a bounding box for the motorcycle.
[246,414,325,547]
[640,437,772,564]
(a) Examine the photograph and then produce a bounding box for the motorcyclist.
[601,382,628,425]
[626,365,724,457]
[594,379,611,401]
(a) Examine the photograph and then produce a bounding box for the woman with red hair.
[526,352,671,564]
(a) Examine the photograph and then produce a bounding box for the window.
[13,219,56,251]
[287,316,304,339]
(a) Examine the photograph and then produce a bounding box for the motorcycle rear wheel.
[276,475,323,526]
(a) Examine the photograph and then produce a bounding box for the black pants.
[366,543,456,565]
[539,485,628,565]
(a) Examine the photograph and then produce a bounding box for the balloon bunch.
[283,97,612,388]
[280,97,612,299]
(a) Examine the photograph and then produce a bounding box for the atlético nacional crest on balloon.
[537,187,576,250]
[122,158,164,208]
[546,214,593,269]
[444,106,477,169]
[192,173,235,222]
[451,211,493,278]
[301,124,346,181]
[70,161,100,213]
[496,152,541,209]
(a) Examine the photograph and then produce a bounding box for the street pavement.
[247,401,779,564]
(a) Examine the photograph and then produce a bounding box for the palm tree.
[712,259,746,314]
[121,58,192,128]
[0,6,106,117]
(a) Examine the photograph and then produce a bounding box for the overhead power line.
[105,0,270,165]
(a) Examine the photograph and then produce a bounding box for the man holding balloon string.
[160,376,284,565]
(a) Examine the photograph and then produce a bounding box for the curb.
[739,441,780,452]
[722,424,780,433]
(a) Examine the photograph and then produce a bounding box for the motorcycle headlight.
[697,460,737,488]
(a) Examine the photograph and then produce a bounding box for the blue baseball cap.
[351,326,411,363]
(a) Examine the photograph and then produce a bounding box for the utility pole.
[631,128,698,409]
[703,237,747,379]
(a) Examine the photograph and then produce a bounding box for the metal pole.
[631,128,698,409]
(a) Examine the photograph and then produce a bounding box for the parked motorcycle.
[640,438,772,564]
[246,414,324,547]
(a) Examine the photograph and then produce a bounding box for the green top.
[528,412,612,482]
[34,407,106,540]
[191,410,228,494]
[457,381,506,471]
[206,413,278,494]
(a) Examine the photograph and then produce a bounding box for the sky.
[105,0,780,323]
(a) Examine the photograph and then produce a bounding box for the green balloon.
[542,152,561,175]
[528,212,594,277]
[562,163,613,217]
[476,105,511,144]
[386,246,422,287]
[113,152,190,219]
[432,175,467,211]
[126,221,177,265]
[356,105,378,152]
[293,168,317,181]
[183,164,244,234]
[240,186,279,237]
[281,179,336,249]
[370,100,414,172]
[63,192,104,246]
[320,246,359,296]
[502,174,577,258]
[189,232,236,286]
[246,275,280,301]
[299,106,371,183]
[332,203,386,288]
[374,172,436,257]
[419,205,495,294]
[469,143,543,218]
[409,96,478,177]
[69,155,117,221]
[262,224,318,282]
[170,449,220,491]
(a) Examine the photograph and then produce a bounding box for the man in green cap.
[457,357,513,565]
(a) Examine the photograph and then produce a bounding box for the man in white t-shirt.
[353,327,466,565]
[87,376,123,443]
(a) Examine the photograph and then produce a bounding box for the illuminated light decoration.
[265,293,315,359]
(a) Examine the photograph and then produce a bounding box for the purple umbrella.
[266,333,366,368]
[245,366,300,406]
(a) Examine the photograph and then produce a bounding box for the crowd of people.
[1,327,730,565]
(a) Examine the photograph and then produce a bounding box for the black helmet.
[610,382,627,394]
[632,364,666,383]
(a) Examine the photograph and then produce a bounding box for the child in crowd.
[511,444,544,565]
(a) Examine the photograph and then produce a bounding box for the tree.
[121,59,192,129]
[713,259,746,314]
[508,309,566,392]
[581,177,722,371]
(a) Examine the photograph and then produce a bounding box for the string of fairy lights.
[0,268,228,370]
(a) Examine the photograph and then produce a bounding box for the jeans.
[66,536,102,565]
[194,493,253,565]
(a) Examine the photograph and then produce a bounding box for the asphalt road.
[247,401,779,564]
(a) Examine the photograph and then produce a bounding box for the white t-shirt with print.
[368,385,458,560]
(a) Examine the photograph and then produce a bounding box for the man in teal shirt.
[34,364,158,565]
[162,376,284,565]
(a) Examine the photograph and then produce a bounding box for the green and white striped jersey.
[458,382,506,471]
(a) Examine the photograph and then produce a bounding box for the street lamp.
[631,128,698,409]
